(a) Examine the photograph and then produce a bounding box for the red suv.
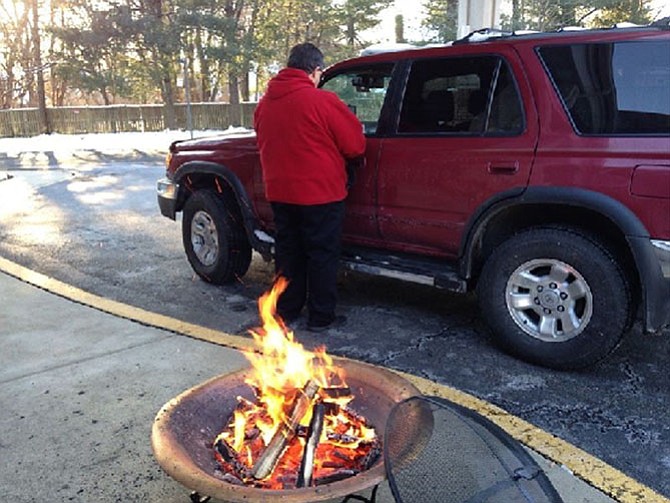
[158,25,670,370]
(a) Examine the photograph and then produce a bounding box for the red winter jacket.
[254,68,366,205]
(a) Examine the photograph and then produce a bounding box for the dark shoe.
[307,315,347,333]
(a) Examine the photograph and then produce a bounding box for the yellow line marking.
[0,256,255,352]
[0,255,666,503]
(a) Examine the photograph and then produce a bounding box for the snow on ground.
[0,128,247,172]
[0,129,239,157]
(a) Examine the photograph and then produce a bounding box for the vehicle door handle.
[488,162,519,174]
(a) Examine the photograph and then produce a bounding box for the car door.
[320,63,395,246]
[376,48,539,258]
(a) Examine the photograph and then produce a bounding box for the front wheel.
[182,189,252,284]
[477,227,632,370]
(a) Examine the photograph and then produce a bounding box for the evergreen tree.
[338,0,393,53]
[591,0,654,26]
[500,0,654,31]
[51,4,133,105]
[422,0,458,43]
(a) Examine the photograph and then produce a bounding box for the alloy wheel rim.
[505,258,593,342]
[191,211,219,266]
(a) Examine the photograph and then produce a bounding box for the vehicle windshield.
[321,63,395,135]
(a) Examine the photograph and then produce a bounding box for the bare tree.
[31,0,50,132]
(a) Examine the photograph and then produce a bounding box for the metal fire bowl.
[152,359,423,502]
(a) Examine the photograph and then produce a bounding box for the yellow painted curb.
[0,256,666,503]
[0,256,255,352]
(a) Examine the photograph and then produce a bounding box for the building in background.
[458,0,503,37]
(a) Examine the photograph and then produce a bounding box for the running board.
[341,248,467,293]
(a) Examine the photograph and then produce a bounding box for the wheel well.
[470,203,641,303]
[178,172,240,215]
[176,169,274,259]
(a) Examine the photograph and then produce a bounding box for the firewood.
[251,380,319,480]
[297,402,325,487]
[321,386,351,398]
[360,439,382,470]
[214,438,248,479]
[219,473,244,485]
[314,469,359,485]
[327,432,359,444]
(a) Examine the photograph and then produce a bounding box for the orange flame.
[242,277,347,443]
[214,277,378,487]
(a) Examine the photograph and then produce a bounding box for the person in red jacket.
[254,43,366,332]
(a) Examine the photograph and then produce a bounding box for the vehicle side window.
[397,56,524,135]
[488,63,524,134]
[320,63,395,135]
[538,41,670,135]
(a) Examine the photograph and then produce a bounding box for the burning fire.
[213,277,380,489]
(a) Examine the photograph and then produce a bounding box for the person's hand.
[346,156,365,190]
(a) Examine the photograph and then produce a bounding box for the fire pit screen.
[384,396,563,503]
[151,278,426,502]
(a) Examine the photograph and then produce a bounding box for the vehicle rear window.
[539,40,670,135]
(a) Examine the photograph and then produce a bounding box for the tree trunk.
[395,14,405,43]
[31,0,50,133]
[162,75,177,129]
[512,0,521,30]
[241,69,250,102]
[195,28,212,101]
[346,18,355,46]
[228,73,241,126]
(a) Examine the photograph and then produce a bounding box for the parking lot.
[0,133,668,501]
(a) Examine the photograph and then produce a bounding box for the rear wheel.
[182,189,252,284]
[477,226,632,370]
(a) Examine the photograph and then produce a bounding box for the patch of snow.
[0,128,242,156]
[359,43,417,56]
[254,230,275,243]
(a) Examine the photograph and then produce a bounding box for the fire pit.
[151,278,425,502]
[152,359,422,502]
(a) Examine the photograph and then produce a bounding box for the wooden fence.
[0,103,257,137]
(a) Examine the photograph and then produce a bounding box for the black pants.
[271,201,345,325]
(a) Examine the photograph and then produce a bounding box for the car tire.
[182,189,252,284]
[477,226,632,370]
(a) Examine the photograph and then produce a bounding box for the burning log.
[297,402,326,488]
[322,386,351,398]
[206,279,385,489]
[314,469,359,486]
[360,439,383,470]
[214,438,249,479]
[251,380,320,480]
[328,432,361,444]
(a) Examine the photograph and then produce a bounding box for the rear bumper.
[636,237,670,333]
[157,178,179,220]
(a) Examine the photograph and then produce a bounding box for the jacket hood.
[264,68,315,99]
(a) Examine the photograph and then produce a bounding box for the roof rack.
[453,19,668,45]
[452,28,515,45]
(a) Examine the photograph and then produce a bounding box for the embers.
[212,382,381,490]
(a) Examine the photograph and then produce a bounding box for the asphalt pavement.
[1,257,654,503]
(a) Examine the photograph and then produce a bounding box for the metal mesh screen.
[383,396,563,503]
